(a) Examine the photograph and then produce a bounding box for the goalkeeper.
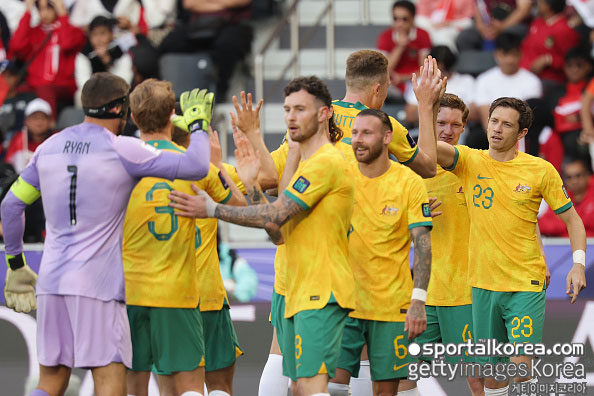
[1,73,212,396]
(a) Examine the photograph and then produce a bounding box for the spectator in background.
[540,47,593,169]
[377,0,431,97]
[158,0,254,100]
[218,234,259,303]
[520,0,580,92]
[404,45,476,124]
[8,0,85,118]
[579,70,594,145]
[539,159,594,236]
[456,0,532,51]
[414,0,475,51]
[5,98,54,174]
[0,10,9,62]
[74,16,133,107]
[0,60,36,141]
[473,33,542,148]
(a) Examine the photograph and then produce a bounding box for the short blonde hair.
[129,79,175,133]
[345,50,389,92]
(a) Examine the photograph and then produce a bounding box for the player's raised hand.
[412,56,444,108]
[405,299,427,339]
[428,197,442,218]
[169,184,217,218]
[4,260,37,313]
[180,88,214,133]
[231,91,263,137]
[566,264,586,303]
[234,126,261,186]
[209,127,223,166]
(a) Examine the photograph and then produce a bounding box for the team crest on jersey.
[293,176,310,193]
[562,186,569,199]
[381,205,399,215]
[514,184,531,193]
[422,203,431,217]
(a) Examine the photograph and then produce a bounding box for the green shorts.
[338,317,412,381]
[127,305,205,373]
[202,305,243,372]
[281,303,349,381]
[472,287,546,364]
[270,290,288,355]
[415,304,474,363]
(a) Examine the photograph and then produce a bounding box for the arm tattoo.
[411,227,431,290]
[214,193,304,229]
[246,184,269,206]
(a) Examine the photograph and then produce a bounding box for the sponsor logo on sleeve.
[422,203,431,217]
[292,176,310,193]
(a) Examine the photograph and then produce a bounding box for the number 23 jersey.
[449,145,572,292]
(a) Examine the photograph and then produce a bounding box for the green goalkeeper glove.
[4,254,37,313]
[180,88,215,133]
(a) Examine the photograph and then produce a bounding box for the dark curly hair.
[489,97,533,131]
[284,76,343,143]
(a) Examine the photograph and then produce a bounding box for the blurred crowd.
[0,0,593,242]
[379,0,594,235]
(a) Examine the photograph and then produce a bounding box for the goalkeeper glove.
[180,88,215,133]
[4,253,37,313]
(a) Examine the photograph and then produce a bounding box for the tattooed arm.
[169,185,305,230]
[405,226,431,339]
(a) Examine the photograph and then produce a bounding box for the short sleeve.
[377,29,393,52]
[283,152,336,210]
[407,174,433,229]
[221,162,246,195]
[541,161,573,214]
[587,77,594,96]
[447,145,470,176]
[388,116,419,164]
[204,164,232,204]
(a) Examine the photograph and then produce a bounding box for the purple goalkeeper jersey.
[1,122,210,302]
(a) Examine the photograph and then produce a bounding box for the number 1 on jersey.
[67,165,78,225]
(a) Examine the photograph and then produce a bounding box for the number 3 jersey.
[123,140,231,309]
[449,145,572,292]
[7,123,211,303]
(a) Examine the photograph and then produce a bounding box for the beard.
[353,141,384,164]
[289,115,319,143]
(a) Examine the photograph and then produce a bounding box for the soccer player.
[1,72,212,396]
[122,79,245,396]
[169,76,356,396]
[398,93,484,396]
[328,108,432,396]
[436,97,587,395]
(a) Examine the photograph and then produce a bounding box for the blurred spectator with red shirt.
[539,159,594,236]
[415,0,475,51]
[520,0,579,87]
[5,98,54,173]
[540,47,593,170]
[8,0,85,118]
[377,0,431,95]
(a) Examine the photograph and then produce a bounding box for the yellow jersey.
[449,146,572,292]
[282,143,356,317]
[195,164,233,312]
[123,140,199,308]
[424,165,471,306]
[281,100,418,164]
[349,162,432,322]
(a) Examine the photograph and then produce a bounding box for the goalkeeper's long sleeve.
[1,190,27,256]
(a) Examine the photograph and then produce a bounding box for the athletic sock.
[29,390,50,396]
[484,385,509,395]
[180,392,203,396]
[311,394,331,396]
[397,388,419,395]
[209,391,231,396]
[358,360,370,378]
[351,377,372,396]
[328,382,349,396]
[258,353,290,396]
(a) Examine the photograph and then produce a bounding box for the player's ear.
[130,111,137,125]
[518,127,529,141]
[384,129,393,145]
